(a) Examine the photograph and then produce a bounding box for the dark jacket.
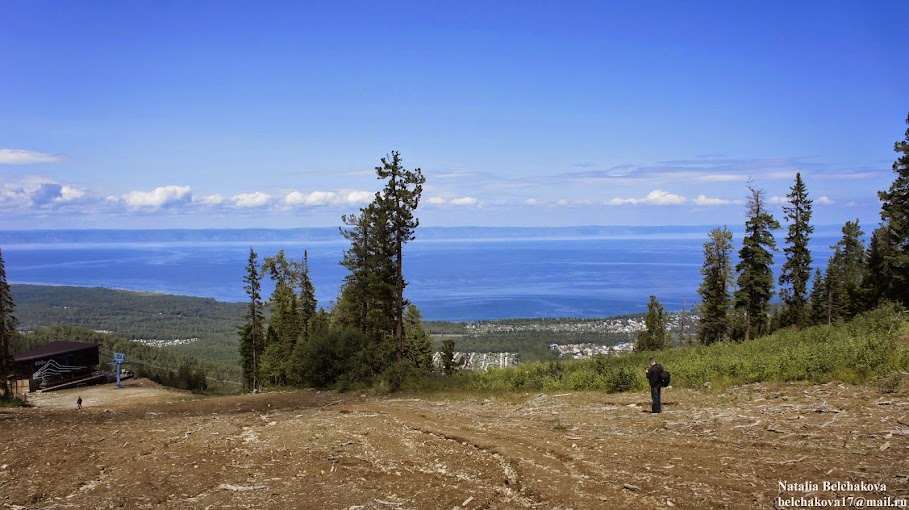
[646,363,664,388]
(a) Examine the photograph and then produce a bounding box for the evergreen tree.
[402,304,434,371]
[239,248,265,392]
[864,226,893,309]
[734,185,781,341]
[636,295,668,351]
[697,226,734,345]
[825,220,866,322]
[808,268,828,326]
[261,250,302,385]
[778,172,814,328]
[869,113,909,307]
[299,250,317,338]
[374,151,426,361]
[0,245,18,400]
[337,202,396,338]
[439,338,463,375]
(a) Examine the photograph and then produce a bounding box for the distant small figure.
[645,358,664,414]
[76,396,82,410]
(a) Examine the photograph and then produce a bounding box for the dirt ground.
[2,378,908,510]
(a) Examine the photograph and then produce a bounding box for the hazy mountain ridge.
[0,224,851,245]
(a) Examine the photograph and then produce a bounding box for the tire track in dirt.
[359,402,616,508]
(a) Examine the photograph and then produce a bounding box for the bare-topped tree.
[735,183,781,341]
[374,151,425,361]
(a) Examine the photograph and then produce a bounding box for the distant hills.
[0,225,854,245]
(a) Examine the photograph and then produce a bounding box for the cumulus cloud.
[693,194,734,206]
[768,196,786,205]
[0,149,63,165]
[195,194,224,206]
[284,189,373,207]
[232,192,271,208]
[123,185,192,209]
[427,196,447,205]
[449,196,478,206]
[345,191,373,204]
[817,196,834,205]
[608,189,687,206]
[524,198,540,205]
[556,199,570,207]
[29,183,85,206]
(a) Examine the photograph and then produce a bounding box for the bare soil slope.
[2,378,908,509]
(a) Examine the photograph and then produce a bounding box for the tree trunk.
[396,236,404,362]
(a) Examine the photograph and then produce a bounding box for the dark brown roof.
[14,341,99,362]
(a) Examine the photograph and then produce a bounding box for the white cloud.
[344,190,373,205]
[123,185,192,208]
[449,196,478,206]
[427,196,447,205]
[524,198,540,206]
[284,189,372,207]
[608,189,687,206]
[195,194,224,206]
[816,196,834,205]
[0,149,63,165]
[693,194,733,206]
[768,196,786,204]
[556,199,570,207]
[232,192,271,208]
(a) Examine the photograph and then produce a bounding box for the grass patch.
[412,304,908,394]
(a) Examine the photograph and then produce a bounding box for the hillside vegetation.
[412,304,909,394]
[11,284,245,368]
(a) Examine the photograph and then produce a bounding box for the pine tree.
[261,250,302,385]
[403,304,434,371]
[825,220,866,322]
[299,250,317,338]
[375,151,425,361]
[337,202,396,338]
[734,185,781,341]
[808,268,828,326]
[636,295,668,351]
[778,172,814,328]
[869,113,909,307]
[239,247,265,392]
[0,245,18,400]
[697,226,734,345]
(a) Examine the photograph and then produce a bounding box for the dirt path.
[1,379,908,509]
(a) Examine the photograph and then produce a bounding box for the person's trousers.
[650,385,662,413]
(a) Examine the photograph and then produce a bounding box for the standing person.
[76,396,82,410]
[645,358,664,414]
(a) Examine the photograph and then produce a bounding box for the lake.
[1,226,842,321]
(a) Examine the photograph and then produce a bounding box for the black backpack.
[659,369,671,388]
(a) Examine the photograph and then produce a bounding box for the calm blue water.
[1,228,841,321]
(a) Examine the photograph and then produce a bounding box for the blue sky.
[1,1,907,229]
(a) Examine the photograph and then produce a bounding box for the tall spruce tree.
[636,295,668,351]
[734,185,781,341]
[808,268,828,326]
[261,250,302,385]
[825,220,866,322]
[778,172,814,328]
[868,113,909,307]
[0,245,17,400]
[697,226,734,345]
[337,202,396,338]
[402,304,434,371]
[374,151,425,361]
[239,248,265,392]
[299,250,317,338]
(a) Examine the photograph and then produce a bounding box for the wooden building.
[12,341,101,393]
